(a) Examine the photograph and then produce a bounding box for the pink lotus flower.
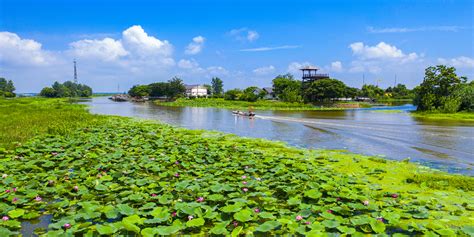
[172,212,177,217]
[1,174,7,179]
[174,173,179,177]
[73,186,79,191]
[336,197,341,201]
[175,161,180,165]
[13,188,17,192]
[327,210,333,214]
[233,221,238,227]
[35,196,42,202]
[5,189,10,193]
[391,194,398,198]
[150,158,156,161]
[151,193,157,197]
[63,223,71,229]
[256,177,261,181]
[254,208,260,213]
[12,197,18,203]
[2,216,9,221]
[245,166,249,169]
[305,221,311,225]
[196,197,204,202]
[363,200,369,206]
[376,217,384,222]
[296,215,303,221]
[188,215,194,220]
[242,181,247,185]
[51,152,58,156]
[242,188,248,192]
[241,175,247,179]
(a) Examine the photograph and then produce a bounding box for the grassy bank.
[156,98,369,111]
[0,98,473,236]
[0,98,104,149]
[411,111,474,121]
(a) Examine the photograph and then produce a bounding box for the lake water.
[80,97,474,175]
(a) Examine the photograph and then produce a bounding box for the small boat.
[232,111,256,117]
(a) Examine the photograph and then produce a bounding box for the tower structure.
[300,66,329,88]
[73,59,78,83]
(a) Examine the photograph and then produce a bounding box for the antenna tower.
[73,59,78,83]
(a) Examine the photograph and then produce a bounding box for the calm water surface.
[80,97,474,175]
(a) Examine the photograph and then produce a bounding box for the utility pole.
[394,74,397,88]
[73,59,78,83]
[362,74,365,86]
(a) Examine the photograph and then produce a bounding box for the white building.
[185,85,208,97]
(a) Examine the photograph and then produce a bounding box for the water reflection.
[80,97,474,175]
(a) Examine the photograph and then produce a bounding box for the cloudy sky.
[0,0,473,93]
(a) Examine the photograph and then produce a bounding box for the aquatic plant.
[0,117,472,236]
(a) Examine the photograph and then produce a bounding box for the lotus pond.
[0,99,473,236]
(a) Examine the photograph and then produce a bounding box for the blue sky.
[0,0,473,92]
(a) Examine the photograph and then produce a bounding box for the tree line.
[128,77,224,99]
[40,81,92,98]
[0,78,16,97]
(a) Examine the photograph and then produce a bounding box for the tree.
[128,85,151,97]
[344,87,359,99]
[454,81,474,112]
[40,87,57,98]
[240,86,261,102]
[303,78,347,102]
[279,87,303,103]
[149,82,169,97]
[414,65,467,112]
[211,77,224,95]
[167,77,186,99]
[272,74,301,98]
[203,84,212,95]
[40,81,92,98]
[224,89,242,100]
[360,84,384,98]
[0,78,16,97]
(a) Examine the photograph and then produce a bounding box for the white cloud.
[0,32,54,66]
[287,61,313,75]
[253,65,275,75]
[69,38,128,61]
[240,45,300,52]
[368,26,467,33]
[206,66,229,76]
[178,59,199,69]
[229,28,259,42]
[438,56,474,68]
[330,61,343,72]
[247,31,259,42]
[185,36,205,55]
[122,25,173,58]
[349,42,418,62]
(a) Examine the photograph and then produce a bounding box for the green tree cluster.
[0,78,16,97]
[414,65,471,112]
[40,81,92,98]
[223,87,266,102]
[272,74,302,102]
[211,77,224,96]
[128,77,186,99]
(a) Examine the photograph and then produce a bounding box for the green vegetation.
[0,98,104,149]
[156,98,361,111]
[411,111,474,121]
[211,77,224,96]
[0,78,16,98]
[0,98,473,236]
[40,81,92,98]
[414,65,472,113]
[128,77,186,99]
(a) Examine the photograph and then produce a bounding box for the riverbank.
[0,98,473,236]
[411,111,474,121]
[155,98,370,111]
